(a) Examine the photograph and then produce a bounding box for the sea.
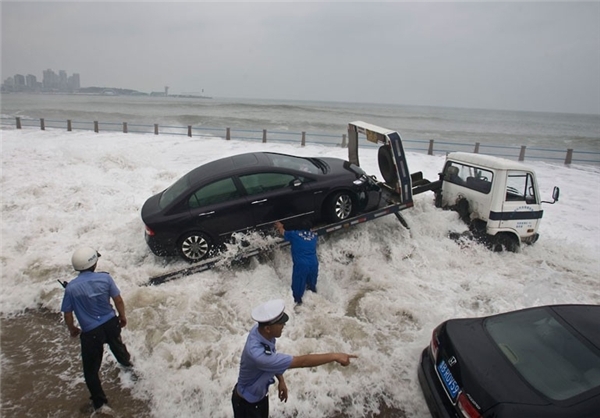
[1,93,599,418]
[1,93,599,164]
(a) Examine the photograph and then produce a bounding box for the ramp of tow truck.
[144,199,412,286]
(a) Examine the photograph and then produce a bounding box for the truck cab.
[436,152,559,251]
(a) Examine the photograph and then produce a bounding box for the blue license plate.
[437,359,460,400]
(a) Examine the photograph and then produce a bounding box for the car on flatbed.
[142,151,381,262]
[418,304,600,418]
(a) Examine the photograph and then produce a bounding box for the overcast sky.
[2,1,599,114]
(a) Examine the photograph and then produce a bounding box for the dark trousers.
[80,316,131,409]
[231,385,269,418]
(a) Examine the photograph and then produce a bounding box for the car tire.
[491,233,518,253]
[178,231,212,262]
[325,191,354,222]
[378,145,397,185]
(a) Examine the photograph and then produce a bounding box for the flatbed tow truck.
[146,120,557,285]
[146,121,429,286]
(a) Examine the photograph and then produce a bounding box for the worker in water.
[274,220,318,305]
[232,299,357,418]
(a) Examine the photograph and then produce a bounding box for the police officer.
[61,247,133,414]
[232,299,357,418]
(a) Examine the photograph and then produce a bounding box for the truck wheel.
[492,233,518,253]
[178,231,212,262]
[378,146,397,185]
[324,191,354,222]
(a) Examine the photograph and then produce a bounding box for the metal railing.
[2,116,599,166]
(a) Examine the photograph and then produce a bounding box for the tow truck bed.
[145,183,412,286]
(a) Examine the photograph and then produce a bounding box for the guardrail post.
[341,134,347,148]
[40,118,45,130]
[187,126,192,137]
[226,127,231,140]
[16,117,21,129]
[154,124,159,135]
[519,145,526,161]
[94,121,99,133]
[301,131,306,146]
[262,129,267,143]
[67,120,72,131]
[428,139,434,155]
[565,149,573,165]
[123,122,128,133]
[474,142,480,153]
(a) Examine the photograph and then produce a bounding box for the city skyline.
[1,68,80,93]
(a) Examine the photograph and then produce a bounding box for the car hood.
[443,319,551,410]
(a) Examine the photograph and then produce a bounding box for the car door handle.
[198,211,215,216]
[251,199,267,204]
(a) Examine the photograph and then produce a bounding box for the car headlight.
[353,175,367,186]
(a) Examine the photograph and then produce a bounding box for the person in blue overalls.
[60,246,133,415]
[232,299,357,418]
[274,220,318,305]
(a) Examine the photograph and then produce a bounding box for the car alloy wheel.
[326,191,354,222]
[179,232,211,262]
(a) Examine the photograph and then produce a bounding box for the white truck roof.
[448,152,533,171]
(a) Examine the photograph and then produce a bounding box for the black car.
[142,152,381,262]
[418,304,600,418]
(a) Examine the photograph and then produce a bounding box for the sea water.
[1,97,599,417]
[2,93,599,161]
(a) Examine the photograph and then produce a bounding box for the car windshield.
[266,153,322,174]
[485,308,600,401]
[159,173,190,209]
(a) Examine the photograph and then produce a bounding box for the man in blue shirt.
[232,299,357,418]
[275,220,318,305]
[61,247,132,413]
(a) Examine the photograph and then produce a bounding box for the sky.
[1,127,599,416]
[1,2,600,113]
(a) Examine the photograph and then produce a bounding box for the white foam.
[1,128,598,417]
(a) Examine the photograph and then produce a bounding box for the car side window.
[188,177,241,208]
[239,172,296,195]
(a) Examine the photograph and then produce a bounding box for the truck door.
[500,171,542,237]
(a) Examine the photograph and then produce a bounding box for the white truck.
[347,121,560,253]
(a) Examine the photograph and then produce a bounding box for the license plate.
[437,359,460,400]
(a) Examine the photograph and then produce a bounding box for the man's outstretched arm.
[289,353,357,369]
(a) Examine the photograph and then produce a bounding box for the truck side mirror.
[542,186,560,204]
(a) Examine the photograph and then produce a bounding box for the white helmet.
[72,247,101,271]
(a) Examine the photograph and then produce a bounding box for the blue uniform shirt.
[284,230,318,266]
[236,324,293,403]
[60,271,120,333]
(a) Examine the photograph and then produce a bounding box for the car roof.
[550,304,600,348]
[186,152,270,184]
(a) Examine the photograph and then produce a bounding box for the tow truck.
[146,121,558,285]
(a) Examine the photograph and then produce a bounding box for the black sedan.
[142,152,381,262]
[418,304,600,418]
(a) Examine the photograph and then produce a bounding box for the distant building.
[14,74,26,91]
[1,68,82,93]
[69,73,80,90]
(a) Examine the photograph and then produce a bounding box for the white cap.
[251,299,289,325]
